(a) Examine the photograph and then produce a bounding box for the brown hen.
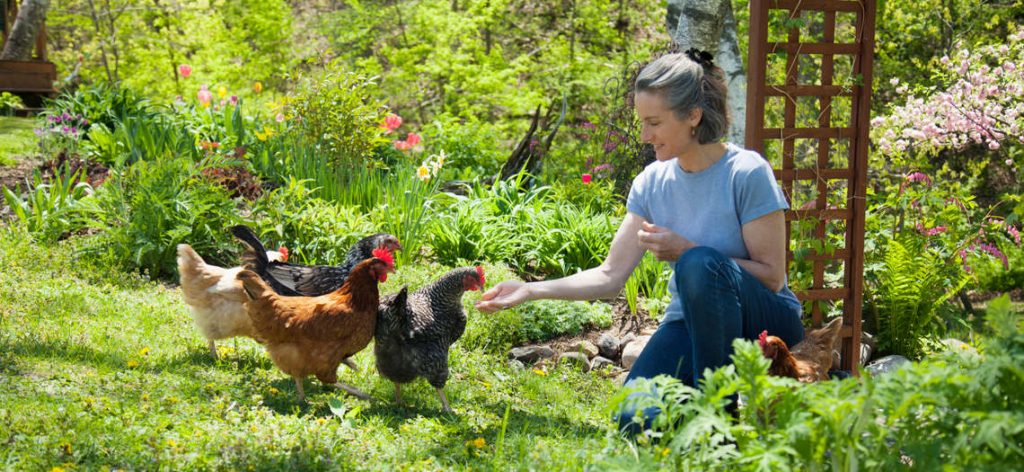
[237,248,394,402]
[758,316,844,383]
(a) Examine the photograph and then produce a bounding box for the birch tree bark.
[667,0,747,145]
[0,0,50,61]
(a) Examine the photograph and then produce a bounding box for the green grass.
[0,229,618,470]
[0,116,39,166]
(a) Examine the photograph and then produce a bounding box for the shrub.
[515,299,613,343]
[79,156,241,279]
[0,92,23,115]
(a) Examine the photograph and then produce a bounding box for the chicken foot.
[332,382,372,401]
[341,358,359,372]
[208,340,218,360]
[436,388,453,413]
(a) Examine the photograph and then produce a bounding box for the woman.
[475,50,804,433]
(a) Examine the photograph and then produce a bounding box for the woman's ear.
[687,107,703,127]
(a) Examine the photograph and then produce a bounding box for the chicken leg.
[393,383,402,404]
[332,382,372,401]
[208,340,218,360]
[341,358,359,372]
[436,388,453,413]
[295,378,306,403]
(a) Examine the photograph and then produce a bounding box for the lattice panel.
[746,0,876,372]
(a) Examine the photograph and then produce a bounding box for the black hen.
[374,266,485,412]
[231,225,402,297]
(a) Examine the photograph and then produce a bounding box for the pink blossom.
[581,173,593,184]
[393,133,421,151]
[405,133,421,147]
[382,114,403,134]
[229,95,238,106]
[178,64,192,78]
[1007,224,1021,245]
[275,113,285,123]
[197,85,213,107]
[905,172,932,185]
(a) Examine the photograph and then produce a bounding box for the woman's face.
[635,91,701,161]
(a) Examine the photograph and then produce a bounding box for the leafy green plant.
[287,58,389,165]
[0,92,23,115]
[2,165,94,242]
[79,155,241,278]
[514,299,613,343]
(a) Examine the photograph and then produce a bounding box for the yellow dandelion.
[217,86,227,99]
[166,439,177,447]
[268,387,280,395]
[465,437,486,448]
[316,418,327,425]
[139,347,150,356]
[50,467,65,472]
[255,130,268,142]
[127,360,139,369]
[660,447,671,457]
[141,394,149,401]
[416,165,431,181]
[253,82,263,93]
[61,443,72,455]
[532,368,547,377]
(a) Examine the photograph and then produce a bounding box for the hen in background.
[176,242,288,359]
[238,248,395,402]
[374,266,485,412]
[759,316,844,383]
[231,224,401,297]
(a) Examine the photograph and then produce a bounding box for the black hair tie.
[684,48,715,68]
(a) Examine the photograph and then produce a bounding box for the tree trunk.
[1,0,50,61]
[668,0,747,145]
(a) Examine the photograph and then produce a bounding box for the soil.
[529,300,660,369]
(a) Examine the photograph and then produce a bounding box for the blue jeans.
[616,246,803,435]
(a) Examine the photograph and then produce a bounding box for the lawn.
[0,230,619,470]
[0,116,39,166]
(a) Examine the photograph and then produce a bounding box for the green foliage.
[251,180,378,266]
[515,299,613,343]
[604,300,1024,469]
[870,237,969,359]
[0,92,24,115]
[2,165,94,242]
[419,116,506,179]
[48,0,294,103]
[80,156,241,278]
[286,59,390,165]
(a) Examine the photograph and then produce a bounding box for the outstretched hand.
[637,221,692,262]
[475,281,530,313]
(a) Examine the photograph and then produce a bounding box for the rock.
[591,356,616,371]
[559,352,591,372]
[620,332,636,346]
[614,371,630,386]
[509,345,555,363]
[640,327,656,336]
[865,354,910,376]
[596,333,621,359]
[620,335,651,370]
[507,359,525,370]
[568,340,599,359]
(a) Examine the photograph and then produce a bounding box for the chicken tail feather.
[177,244,206,281]
[231,225,270,270]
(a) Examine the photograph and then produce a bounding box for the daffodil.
[253,81,263,93]
[217,86,227,99]
[417,165,431,181]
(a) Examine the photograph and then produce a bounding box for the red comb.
[758,330,768,348]
[476,266,485,287]
[278,246,289,262]
[372,247,394,267]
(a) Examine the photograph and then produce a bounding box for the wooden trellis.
[745,0,876,372]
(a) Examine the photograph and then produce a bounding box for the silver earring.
[691,127,697,137]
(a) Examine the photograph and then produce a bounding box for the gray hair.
[634,52,729,144]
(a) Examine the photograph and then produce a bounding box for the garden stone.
[620,332,636,348]
[508,359,525,371]
[559,352,591,372]
[591,356,616,371]
[596,333,621,359]
[614,371,630,386]
[509,345,555,364]
[620,335,651,370]
[569,340,599,358]
[865,354,910,376]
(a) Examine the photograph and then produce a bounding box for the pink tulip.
[405,133,421,147]
[275,113,285,123]
[582,173,593,184]
[178,64,192,78]
[382,114,403,133]
[197,85,213,107]
[229,95,238,106]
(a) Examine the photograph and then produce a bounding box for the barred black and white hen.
[231,225,401,297]
[374,266,485,412]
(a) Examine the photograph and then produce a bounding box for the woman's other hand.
[475,280,531,313]
[637,221,693,262]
